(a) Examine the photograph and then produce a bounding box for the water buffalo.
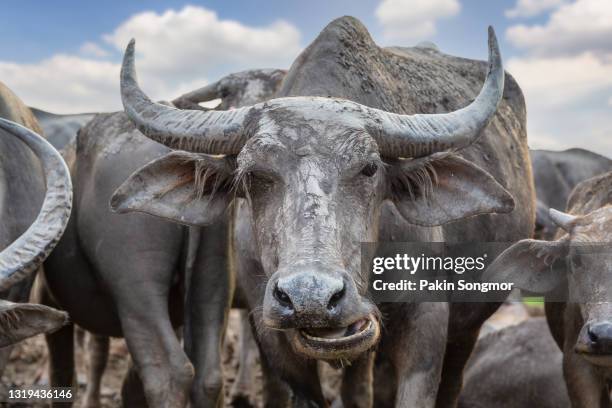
[485,171,612,407]
[39,68,286,408]
[530,148,611,239]
[459,318,570,408]
[173,68,286,111]
[113,17,534,407]
[0,82,72,346]
[30,108,95,151]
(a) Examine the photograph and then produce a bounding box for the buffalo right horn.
[549,208,577,232]
[121,39,255,155]
[0,119,72,291]
[365,26,504,158]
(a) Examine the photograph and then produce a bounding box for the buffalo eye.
[361,162,378,177]
[246,170,275,188]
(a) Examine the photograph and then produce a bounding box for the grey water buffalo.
[531,148,611,239]
[30,108,95,151]
[485,171,612,407]
[0,82,72,346]
[173,68,286,111]
[39,68,286,408]
[112,16,534,407]
[459,318,570,408]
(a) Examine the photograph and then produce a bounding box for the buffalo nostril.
[327,284,346,310]
[587,323,612,345]
[588,326,599,343]
[273,284,293,310]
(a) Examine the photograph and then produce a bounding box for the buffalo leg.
[341,352,375,408]
[259,346,291,408]
[381,303,448,408]
[248,310,322,407]
[39,282,75,407]
[435,301,500,408]
[434,331,479,408]
[563,347,607,408]
[230,310,257,407]
[81,334,109,408]
[46,323,75,407]
[435,299,502,408]
[121,358,148,408]
[118,294,193,407]
[185,221,231,408]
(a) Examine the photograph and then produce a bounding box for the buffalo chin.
[290,314,380,361]
[575,347,612,367]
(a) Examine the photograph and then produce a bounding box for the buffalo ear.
[110,151,235,226]
[389,153,515,226]
[0,301,68,347]
[482,239,568,293]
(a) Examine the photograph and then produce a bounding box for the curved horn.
[172,82,219,109]
[549,208,577,232]
[367,26,504,158]
[0,119,72,291]
[121,40,255,155]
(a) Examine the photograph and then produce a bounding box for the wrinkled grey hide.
[30,108,95,151]
[0,82,71,348]
[459,318,570,408]
[40,68,286,408]
[484,171,612,407]
[114,17,535,408]
[530,148,611,239]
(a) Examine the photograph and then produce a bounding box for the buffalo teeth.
[300,318,373,342]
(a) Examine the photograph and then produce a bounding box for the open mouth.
[575,345,612,367]
[291,314,380,361]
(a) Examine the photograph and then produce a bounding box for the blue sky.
[0,0,537,61]
[0,0,610,156]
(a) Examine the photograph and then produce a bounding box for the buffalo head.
[111,28,514,361]
[484,206,612,366]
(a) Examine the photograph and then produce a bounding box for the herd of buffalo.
[0,16,610,408]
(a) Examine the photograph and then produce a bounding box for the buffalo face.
[238,110,384,360]
[484,205,612,367]
[112,29,515,361]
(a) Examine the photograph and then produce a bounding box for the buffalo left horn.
[120,39,254,155]
[0,119,72,291]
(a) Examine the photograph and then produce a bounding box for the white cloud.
[508,53,612,154]
[505,0,565,19]
[79,42,110,58]
[375,0,460,43]
[505,0,612,156]
[507,53,612,107]
[0,6,301,113]
[507,0,612,56]
[103,6,301,79]
[0,56,120,112]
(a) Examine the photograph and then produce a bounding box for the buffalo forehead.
[568,171,612,215]
[240,106,378,170]
[572,206,612,242]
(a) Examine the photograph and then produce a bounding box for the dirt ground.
[1,304,540,407]
[1,311,261,407]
